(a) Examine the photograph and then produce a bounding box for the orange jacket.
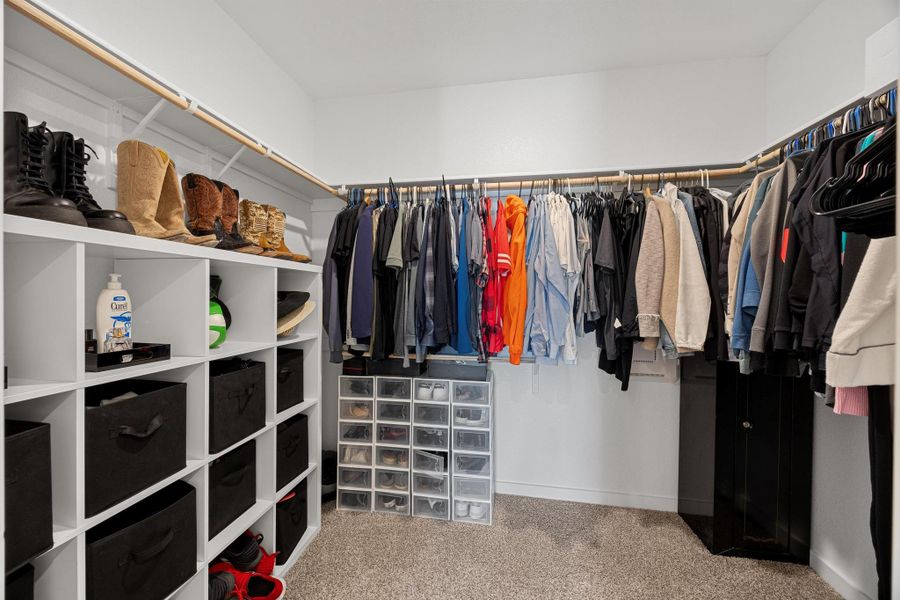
[502,195,528,364]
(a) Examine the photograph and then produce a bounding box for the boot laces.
[19,122,53,193]
[65,142,102,211]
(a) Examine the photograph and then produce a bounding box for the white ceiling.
[215,0,822,100]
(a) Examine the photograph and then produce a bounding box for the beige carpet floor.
[284,494,840,600]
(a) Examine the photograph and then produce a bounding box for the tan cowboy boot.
[265,205,311,262]
[156,158,217,246]
[239,198,284,257]
[116,139,171,238]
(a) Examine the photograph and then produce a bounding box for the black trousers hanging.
[869,385,892,600]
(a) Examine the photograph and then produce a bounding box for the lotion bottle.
[96,273,132,353]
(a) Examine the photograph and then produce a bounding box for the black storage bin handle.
[277,366,295,383]
[118,528,175,566]
[228,385,257,413]
[113,414,164,440]
[220,463,251,487]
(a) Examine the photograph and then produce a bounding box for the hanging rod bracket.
[128,97,167,138]
[216,145,247,179]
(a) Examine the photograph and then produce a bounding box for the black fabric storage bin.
[86,480,196,600]
[209,358,265,453]
[6,564,34,600]
[276,348,304,413]
[209,440,256,539]
[5,420,53,572]
[276,413,308,491]
[84,380,187,517]
[275,479,308,565]
[367,358,426,377]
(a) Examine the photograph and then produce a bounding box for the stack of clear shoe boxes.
[337,373,493,525]
[450,378,494,525]
[337,376,375,511]
[373,377,413,515]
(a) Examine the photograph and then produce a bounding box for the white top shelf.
[4,4,338,202]
[4,214,323,273]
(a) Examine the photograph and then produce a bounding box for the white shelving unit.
[3,216,323,599]
[2,1,334,596]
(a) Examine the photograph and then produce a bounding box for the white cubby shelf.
[3,214,323,599]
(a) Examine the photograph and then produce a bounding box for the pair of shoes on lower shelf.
[380,450,408,468]
[209,531,284,600]
[380,495,407,512]
[455,501,487,520]
[342,446,370,465]
[377,472,407,491]
[4,112,134,232]
[348,403,371,419]
[416,382,448,401]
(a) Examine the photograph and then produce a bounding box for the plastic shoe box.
[374,492,409,515]
[453,476,491,501]
[413,426,449,450]
[412,472,449,497]
[338,490,371,512]
[453,429,490,453]
[412,495,449,520]
[375,447,409,469]
[339,376,373,399]
[376,423,410,445]
[374,468,409,492]
[452,381,491,405]
[338,466,372,490]
[340,422,372,444]
[453,452,491,477]
[453,405,490,428]
[413,449,447,474]
[376,377,411,400]
[414,403,450,426]
[339,444,372,467]
[452,499,492,525]
[341,399,374,421]
[376,400,410,423]
[413,379,450,402]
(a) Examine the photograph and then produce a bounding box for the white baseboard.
[809,550,874,600]
[496,480,678,512]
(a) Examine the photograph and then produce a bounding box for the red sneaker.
[209,562,285,600]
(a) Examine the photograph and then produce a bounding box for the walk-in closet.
[1,1,898,599]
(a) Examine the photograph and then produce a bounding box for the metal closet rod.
[6,0,336,197]
[342,148,781,198]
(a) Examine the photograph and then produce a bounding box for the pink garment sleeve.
[833,386,869,417]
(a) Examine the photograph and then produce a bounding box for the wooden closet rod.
[344,148,781,197]
[6,0,337,197]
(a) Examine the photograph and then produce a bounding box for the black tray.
[85,343,171,372]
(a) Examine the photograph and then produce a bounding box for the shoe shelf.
[2,217,324,599]
[336,374,494,525]
[5,2,339,202]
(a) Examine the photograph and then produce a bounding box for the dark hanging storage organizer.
[677,357,813,563]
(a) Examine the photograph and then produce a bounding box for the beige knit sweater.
[652,196,680,344]
[636,200,664,348]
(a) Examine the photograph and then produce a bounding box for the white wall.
[314,57,767,185]
[810,405,877,600]
[492,347,679,511]
[34,0,317,170]
[764,0,898,143]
